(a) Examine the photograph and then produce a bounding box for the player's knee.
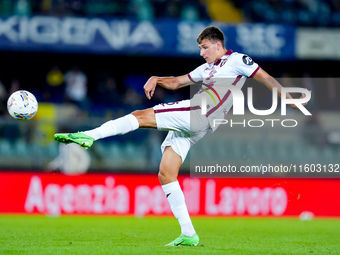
[158,169,166,184]
[131,110,142,118]
[158,166,178,185]
[131,110,144,125]
[158,166,172,185]
[131,109,156,128]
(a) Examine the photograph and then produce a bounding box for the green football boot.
[54,132,95,149]
[165,233,199,247]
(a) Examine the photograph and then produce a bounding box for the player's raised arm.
[253,67,310,109]
[143,75,193,100]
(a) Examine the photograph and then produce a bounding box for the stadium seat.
[13,139,30,157]
[0,139,13,157]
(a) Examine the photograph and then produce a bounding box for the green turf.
[0,216,339,255]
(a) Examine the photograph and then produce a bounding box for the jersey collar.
[214,50,233,66]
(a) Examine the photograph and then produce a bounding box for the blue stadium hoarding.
[0,16,295,59]
[228,23,296,60]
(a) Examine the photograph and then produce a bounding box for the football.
[7,90,38,120]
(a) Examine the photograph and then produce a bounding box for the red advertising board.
[0,172,339,217]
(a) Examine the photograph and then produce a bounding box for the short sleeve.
[234,54,260,78]
[188,63,206,83]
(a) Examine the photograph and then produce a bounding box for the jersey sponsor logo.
[242,55,253,65]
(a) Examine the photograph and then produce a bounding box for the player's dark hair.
[197,26,225,48]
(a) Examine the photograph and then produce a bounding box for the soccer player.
[54,26,309,246]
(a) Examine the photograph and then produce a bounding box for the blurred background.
[0,0,339,174]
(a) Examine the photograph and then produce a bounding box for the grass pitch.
[0,216,339,255]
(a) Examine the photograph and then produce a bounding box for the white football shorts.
[153,100,211,162]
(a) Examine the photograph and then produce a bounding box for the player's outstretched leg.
[54,109,157,148]
[54,113,141,148]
